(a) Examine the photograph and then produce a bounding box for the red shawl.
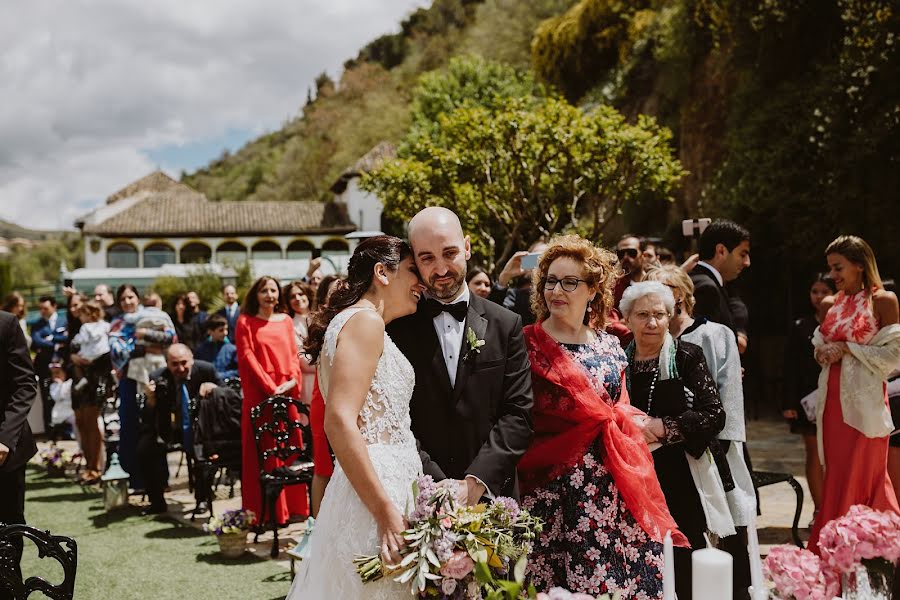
[518,321,689,547]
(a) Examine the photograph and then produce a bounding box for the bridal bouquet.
[354,475,542,599]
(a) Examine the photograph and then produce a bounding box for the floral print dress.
[522,332,664,600]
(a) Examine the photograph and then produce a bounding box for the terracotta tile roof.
[330,141,397,193]
[80,172,353,237]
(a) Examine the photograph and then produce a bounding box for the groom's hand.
[465,476,486,506]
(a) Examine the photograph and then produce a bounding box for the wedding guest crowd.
[4,217,899,600]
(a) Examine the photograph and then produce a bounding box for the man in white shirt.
[216,284,241,334]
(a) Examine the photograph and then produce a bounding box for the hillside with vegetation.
[182,0,899,329]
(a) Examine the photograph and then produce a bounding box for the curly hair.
[530,234,620,329]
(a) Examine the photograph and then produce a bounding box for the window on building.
[286,239,315,260]
[143,242,177,268]
[181,242,212,264]
[107,242,139,268]
[217,241,248,264]
[251,240,282,260]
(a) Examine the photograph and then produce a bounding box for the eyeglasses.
[616,248,639,260]
[544,277,587,292]
[631,310,669,323]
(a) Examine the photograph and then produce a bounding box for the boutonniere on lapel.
[464,326,486,362]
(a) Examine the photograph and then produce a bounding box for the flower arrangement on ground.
[354,475,542,599]
[38,443,73,474]
[203,509,257,537]
[817,504,900,598]
[763,544,840,600]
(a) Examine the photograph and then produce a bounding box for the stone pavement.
[39,416,812,569]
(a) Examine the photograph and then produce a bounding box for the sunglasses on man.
[616,248,639,260]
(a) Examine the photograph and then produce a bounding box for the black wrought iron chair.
[0,523,77,599]
[189,383,243,521]
[751,470,805,547]
[250,394,314,558]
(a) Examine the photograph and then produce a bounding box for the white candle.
[663,531,675,600]
[692,547,732,600]
[746,515,767,599]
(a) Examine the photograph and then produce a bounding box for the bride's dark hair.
[304,235,412,364]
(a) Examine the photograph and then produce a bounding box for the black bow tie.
[426,298,468,322]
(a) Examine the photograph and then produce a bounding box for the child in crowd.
[48,361,76,441]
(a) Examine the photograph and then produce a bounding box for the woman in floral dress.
[519,235,687,599]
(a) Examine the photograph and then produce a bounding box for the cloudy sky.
[0,0,424,231]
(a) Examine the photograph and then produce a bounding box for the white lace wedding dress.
[287,307,422,600]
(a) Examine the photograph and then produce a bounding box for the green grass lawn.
[21,467,291,600]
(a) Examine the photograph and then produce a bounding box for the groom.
[388,207,534,504]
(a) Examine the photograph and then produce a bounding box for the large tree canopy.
[362,57,684,271]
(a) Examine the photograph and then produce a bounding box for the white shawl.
[812,323,900,465]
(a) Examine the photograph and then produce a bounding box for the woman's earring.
[586,306,592,313]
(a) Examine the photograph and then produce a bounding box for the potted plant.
[204,509,256,558]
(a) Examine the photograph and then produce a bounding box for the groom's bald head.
[408,207,471,301]
[408,207,463,244]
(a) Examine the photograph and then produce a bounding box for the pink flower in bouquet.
[441,577,458,595]
[440,550,475,580]
[440,516,453,529]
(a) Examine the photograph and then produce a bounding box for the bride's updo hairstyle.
[304,235,412,364]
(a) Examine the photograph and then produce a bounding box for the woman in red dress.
[808,235,900,552]
[235,275,309,523]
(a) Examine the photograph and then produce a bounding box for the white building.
[330,141,395,233]
[68,171,356,289]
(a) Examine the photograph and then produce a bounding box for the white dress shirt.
[431,285,470,387]
[697,261,724,286]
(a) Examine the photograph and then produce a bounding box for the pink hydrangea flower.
[764,545,839,600]
[818,505,900,573]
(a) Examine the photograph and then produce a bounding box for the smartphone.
[682,218,711,237]
[63,278,74,288]
[520,252,541,270]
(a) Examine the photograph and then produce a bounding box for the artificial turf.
[20,467,290,600]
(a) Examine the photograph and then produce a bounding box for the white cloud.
[0,0,424,230]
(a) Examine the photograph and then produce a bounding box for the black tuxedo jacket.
[0,311,38,472]
[690,264,736,332]
[143,360,221,444]
[388,293,534,499]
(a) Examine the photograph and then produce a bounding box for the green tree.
[363,94,684,271]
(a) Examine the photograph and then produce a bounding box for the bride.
[287,235,427,599]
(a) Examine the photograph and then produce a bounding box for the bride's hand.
[376,505,407,567]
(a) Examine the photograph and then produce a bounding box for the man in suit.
[216,284,240,334]
[0,310,39,582]
[387,207,533,504]
[139,344,221,514]
[690,220,751,333]
[689,219,753,599]
[30,296,68,434]
[93,284,121,322]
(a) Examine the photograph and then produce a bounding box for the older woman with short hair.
[646,265,757,598]
[621,280,728,600]
[518,235,686,599]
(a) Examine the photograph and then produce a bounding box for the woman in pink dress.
[808,235,900,552]
[235,276,308,524]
